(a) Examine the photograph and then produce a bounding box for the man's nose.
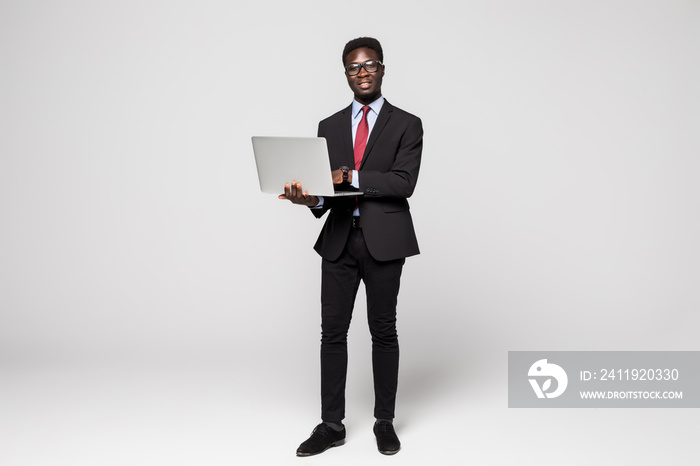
[357,64,369,76]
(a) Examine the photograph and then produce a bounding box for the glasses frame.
[344,60,384,76]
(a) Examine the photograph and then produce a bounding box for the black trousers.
[320,227,405,423]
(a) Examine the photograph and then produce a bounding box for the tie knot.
[362,105,371,117]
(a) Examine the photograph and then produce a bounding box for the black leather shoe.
[296,423,346,457]
[373,420,400,455]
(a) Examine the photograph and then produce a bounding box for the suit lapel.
[340,104,354,167]
[360,100,393,169]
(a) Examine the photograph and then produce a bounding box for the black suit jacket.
[312,100,423,262]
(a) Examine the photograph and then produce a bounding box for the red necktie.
[354,106,371,170]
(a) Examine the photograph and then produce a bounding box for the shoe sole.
[296,439,346,457]
[379,447,400,455]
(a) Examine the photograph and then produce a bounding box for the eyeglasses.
[344,60,383,76]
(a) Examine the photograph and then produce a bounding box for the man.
[279,37,423,456]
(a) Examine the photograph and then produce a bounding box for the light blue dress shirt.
[313,96,385,213]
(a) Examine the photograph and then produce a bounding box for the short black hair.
[342,37,383,65]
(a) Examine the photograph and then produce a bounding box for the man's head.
[342,37,385,105]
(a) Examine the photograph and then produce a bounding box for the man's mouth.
[358,81,372,89]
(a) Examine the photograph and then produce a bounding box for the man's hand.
[278,181,319,207]
[331,169,352,185]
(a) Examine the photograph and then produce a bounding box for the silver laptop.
[252,136,361,197]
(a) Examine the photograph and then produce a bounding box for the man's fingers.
[280,182,314,205]
[293,182,302,200]
[280,183,294,202]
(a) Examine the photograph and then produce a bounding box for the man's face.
[344,47,384,105]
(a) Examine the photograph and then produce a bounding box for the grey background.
[1,0,698,464]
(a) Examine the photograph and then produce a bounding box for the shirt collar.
[352,96,385,118]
